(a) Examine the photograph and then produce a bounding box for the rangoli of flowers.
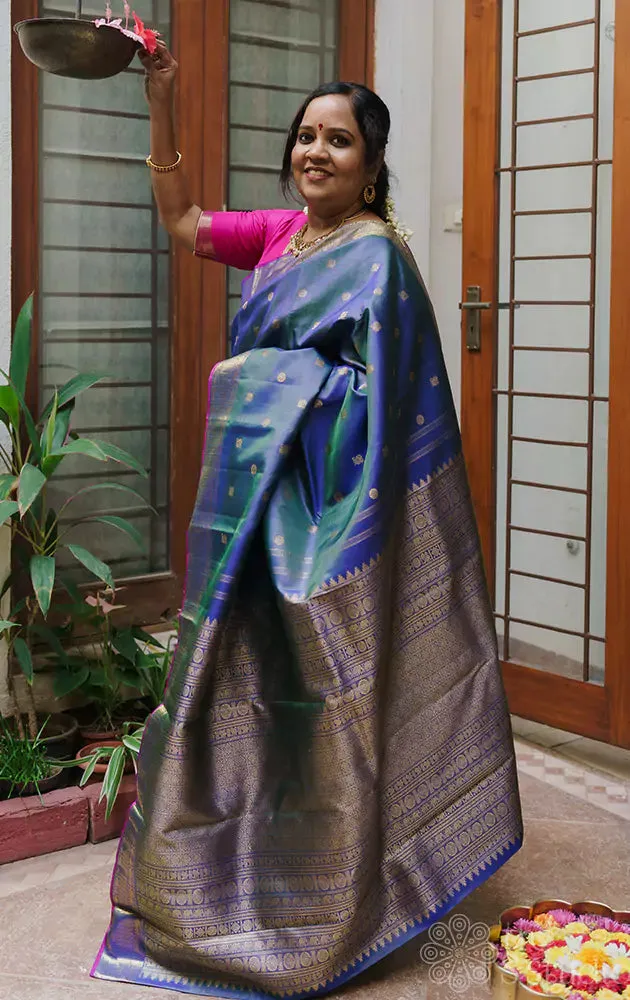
[497,907,630,998]
[94,2,160,54]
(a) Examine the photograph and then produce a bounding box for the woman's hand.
[138,40,178,107]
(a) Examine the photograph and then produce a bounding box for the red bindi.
[318,123,324,131]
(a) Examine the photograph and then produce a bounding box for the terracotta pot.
[75,740,133,777]
[0,766,63,800]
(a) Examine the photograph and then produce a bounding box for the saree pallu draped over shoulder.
[93,218,522,999]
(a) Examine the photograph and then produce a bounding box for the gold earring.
[364,183,376,205]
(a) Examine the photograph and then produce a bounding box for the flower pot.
[0,766,64,800]
[75,740,133,778]
[14,17,140,80]
[39,712,79,761]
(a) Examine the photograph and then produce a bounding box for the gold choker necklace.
[286,209,366,258]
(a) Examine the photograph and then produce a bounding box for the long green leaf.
[17,464,46,516]
[70,515,146,552]
[29,622,67,660]
[0,365,41,462]
[65,544,114,590]
[51,401,74,450]
[111,627,139,665]
[0,500,19,524]
[10,295,33,398]
[0,573,13,601]
[100,745,126,820]
[53,664,90,698]
[40,373,105,422]
[90,440,149,478]
[13,637,33,684]
[122,734,142,755]
[61,481,152,515]
[78,749,111,787]
[30,554,56,616]
[48,439,107,462]
[42,391,59,458]
[0,474,17,501]
[0,620,17,634]
[0,385,20,432]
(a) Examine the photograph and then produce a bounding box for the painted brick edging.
[0,776,137,864]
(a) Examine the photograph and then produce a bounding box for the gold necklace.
[286,209,366,258]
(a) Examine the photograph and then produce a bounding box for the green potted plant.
[49,588,168,741]
[75,720,144,819]
[0,294,151,740]
[0,715,63,800]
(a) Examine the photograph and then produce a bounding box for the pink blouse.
[194,209,305,271]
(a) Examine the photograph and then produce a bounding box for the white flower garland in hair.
[384,196,413,243]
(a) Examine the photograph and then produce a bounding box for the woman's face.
[291,94,373,218]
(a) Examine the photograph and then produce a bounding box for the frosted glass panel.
[39,0,171,581]
[227,0,339,341]
[495,0,614,681]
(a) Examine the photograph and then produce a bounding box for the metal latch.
[459,287,518,352]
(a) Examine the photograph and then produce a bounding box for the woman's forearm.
[148,100,201,252]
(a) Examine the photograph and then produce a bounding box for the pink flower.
[105,1,112,19]
[132,12,160,54]
[512,918,543,933]
[123,1,131,29]
[546,909,578,927]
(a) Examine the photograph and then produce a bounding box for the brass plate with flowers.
[490,900,630,999]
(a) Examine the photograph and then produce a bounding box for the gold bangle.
[145,151,182,173]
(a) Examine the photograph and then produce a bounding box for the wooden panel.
[461,0,501,590]
[339,0,370,84]
[170,0,229,580]
[11,0,39,343]
[606,0,630,749]
[502,663,610,745]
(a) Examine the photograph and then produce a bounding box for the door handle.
[459,286,518,352]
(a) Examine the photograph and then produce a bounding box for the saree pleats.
[93,219,522,998]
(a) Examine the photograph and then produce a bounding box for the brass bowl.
[490,899,630,999]
[14,18,140,79]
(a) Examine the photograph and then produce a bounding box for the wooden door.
[461,0,630,747]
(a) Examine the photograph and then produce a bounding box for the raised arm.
[138,42,204,253]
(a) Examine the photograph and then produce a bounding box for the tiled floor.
[1,724,628,1000]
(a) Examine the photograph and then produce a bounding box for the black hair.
[280,81,391,220]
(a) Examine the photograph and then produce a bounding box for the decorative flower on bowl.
[95,1,160,54]
[491,901,630,998]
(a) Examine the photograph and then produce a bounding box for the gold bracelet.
[145,151,182,173]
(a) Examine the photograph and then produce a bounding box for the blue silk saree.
[93,218,523,998]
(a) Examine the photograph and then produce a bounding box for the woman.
[93,43,522,999]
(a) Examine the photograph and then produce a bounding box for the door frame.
[461,0,630,747]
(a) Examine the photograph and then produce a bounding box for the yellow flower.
[565,922,590,934]
[591,929,613,943]
[577,962,603,980]
[597,991,623,1000]
[529,931,557,947]
[622,987,630,999]
[577,945,607,970]
[501,933,526,951]
[617,933,630,946]
[617,956,630,973]
[545,984,570,997]
[508,954,530,974]
[546,947,568,964]
[526,971,542,987]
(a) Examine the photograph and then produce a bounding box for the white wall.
[0,3,12,714]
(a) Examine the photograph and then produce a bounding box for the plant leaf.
[17,463,46,516]
[0,474,16,501]
[122,734,142,755]
[69,515,146,552]
[0,620,17,634]
[0,385,20,432]
[30,554,56,616]
[40,373,105,422]
[47,439,107,463]
[42,391,59,458]
[13,637,33,684]
[61,481,152,514]
[111,627,139,664]
[0,500,19,524]
[10,295,33,398]
[65,544,114,590]
[29,622,67,660]
[90,440,149,478]
[100,745,126,820]
[53,664,90,698]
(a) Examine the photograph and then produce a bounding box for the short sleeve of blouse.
[194,210,268,271]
